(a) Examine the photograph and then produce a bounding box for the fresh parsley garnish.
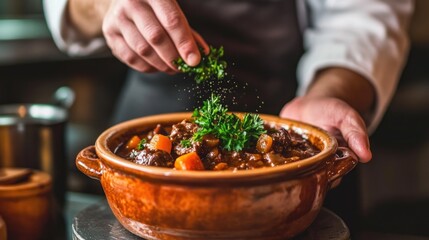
[192,94,266,151]
[136,139,147,151]
[174,46,227,84]
[180,139,192,148]
[241,113,266,141]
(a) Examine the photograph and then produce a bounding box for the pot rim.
[95,112,338,181]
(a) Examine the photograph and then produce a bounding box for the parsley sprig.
[180,139,192,148]
[136,139,146,151]
[174,46,227,84]
[192,94,266,151]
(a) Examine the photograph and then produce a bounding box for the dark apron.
[112,0,303,123]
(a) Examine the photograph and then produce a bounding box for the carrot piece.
[126,135,141,150]
[174,152,205,171]
[149,134,172,153]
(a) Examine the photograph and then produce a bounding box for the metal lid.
[0,104,67,126]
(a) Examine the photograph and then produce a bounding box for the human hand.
[280,96,372,163]
[102,0,209,73]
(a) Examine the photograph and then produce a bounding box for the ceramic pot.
[0,169,53,240]
[76,113,358,240]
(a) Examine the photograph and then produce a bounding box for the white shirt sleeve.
[43,0,108,56]
[298,0,414,134]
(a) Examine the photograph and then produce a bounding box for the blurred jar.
[0,86,74,207]
[0,168,53,240]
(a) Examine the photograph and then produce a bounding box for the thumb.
[340,112,372,163]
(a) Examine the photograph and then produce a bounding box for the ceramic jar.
[0,169,53,240]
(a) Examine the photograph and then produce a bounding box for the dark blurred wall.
[0,41,127,194]
[0,0,127,195]
[0,0,43,17]
[358,0,429,236]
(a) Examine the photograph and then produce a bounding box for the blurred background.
[0,0,428,239]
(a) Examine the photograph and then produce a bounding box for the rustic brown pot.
[76,113,358,240]
[0,169,53,240]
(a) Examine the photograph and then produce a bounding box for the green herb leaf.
[241,113,266,141]
[174,46,227,84]
[192,94,266,151]
[180,139,192,148]
[136,139,147,151]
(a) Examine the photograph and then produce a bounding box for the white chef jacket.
[43,0,414,134]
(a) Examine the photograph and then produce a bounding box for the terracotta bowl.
[0,169,53,240]
[76,113,358,240]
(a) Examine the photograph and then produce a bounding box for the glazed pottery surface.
[76,113,358,240]
[0,169,53,240]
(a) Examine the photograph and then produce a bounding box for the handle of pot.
[327,147,359,189]
[76,146,103,180]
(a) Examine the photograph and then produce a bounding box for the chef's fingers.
[120,18,176,73]
[150,0,201,66]
[323,127,347,147]
[106,34,157,73]
[192,30,209,55]
[127,2,180,70]
[339,109,372,163]
[280,96,372,163]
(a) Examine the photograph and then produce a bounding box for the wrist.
[68,0,111,39]
[306,67,375,123]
